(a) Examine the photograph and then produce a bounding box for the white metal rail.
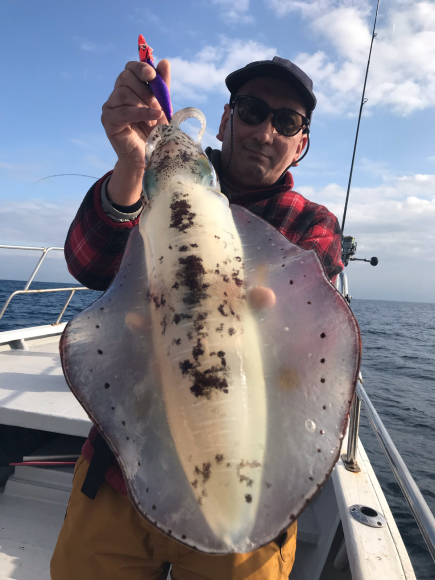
[0,245,89,325]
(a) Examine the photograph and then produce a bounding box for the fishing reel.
[341,236,378,268]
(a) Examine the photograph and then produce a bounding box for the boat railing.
[0,245,90,325]
[337,270,435,562]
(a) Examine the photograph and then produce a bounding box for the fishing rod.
[341,0,381,235]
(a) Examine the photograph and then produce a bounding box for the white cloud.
[170,37,276,101]
[0,200,77,248]
[268,0,435,115]
[298,172,435,262]
[212,0,254,23]
[73,36,113,52]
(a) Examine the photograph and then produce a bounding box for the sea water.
[1,279,434,578]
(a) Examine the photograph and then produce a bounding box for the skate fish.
[61,107,361,554]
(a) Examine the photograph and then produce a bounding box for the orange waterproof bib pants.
[51,456,297,580]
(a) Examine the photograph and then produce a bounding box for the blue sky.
[1,0,434,302]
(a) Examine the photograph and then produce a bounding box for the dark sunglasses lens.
[237,97,268,125]
[275,110,304,136]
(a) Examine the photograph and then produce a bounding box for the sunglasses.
[231,95,309,137]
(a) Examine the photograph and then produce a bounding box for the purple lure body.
[147,58,172,121]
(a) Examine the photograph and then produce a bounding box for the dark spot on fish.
[317,449,321,453]
[192,339,204,361]
[90,369,93,372]
[218,304,228,317]
[170,197,196,233]
[215,454,224,464]
[282,264,285,267]
[289,280,294,285]
[172,338,181,346]
[214,235,220,239]
[104,383,110,389]
[175,255,208,306]
[187,331,193,340]
[245,494,252,503]
[169,245,172,250]
[138,461,141,467]
[323,405,327,410]
[240,475,254,487]
[320,358,325,363]
[215,269,220,274]
[152,505,156,510]
[307,301,311,304]
[309,477,314,481]
[190,243,198,248]
[190,367,229,398]
[173,312,192,325]
[126,437,129,441]
[111,406,115,410]
[160,315,167,335]
[159,256,164,263]
[194,462,211,483]
[191,479,198,489]
[215,324,224,333]
[223,292,227,297]
[226,463,231,467]
[182,534,186,539]
[122,421,126,426]
[168,530,172,535]
[222,275,229,283]
[172,282,179,290]
[146,488,149,493]
[228,328,235,336]
[233,277,243,287]
[235,256,242,262]
[179,245,188,252]
[320,430,325,435]
[100,307,104,310]
[96,325,100,329]
[98,349,103,355]
[265,482,272,489]
[304,275,306,278]
[321,332,326,338]
[321,378,325,383]
[180,359,194,375]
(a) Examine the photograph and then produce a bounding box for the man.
[51,56,343,580]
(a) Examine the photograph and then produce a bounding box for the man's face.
[217,77,308,191]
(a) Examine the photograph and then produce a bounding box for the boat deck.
[0,326,91,437]
[0,329,417,580]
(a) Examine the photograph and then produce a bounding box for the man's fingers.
[156,59,171,91]
[102,104,162,134]
[114,69,162,111]
[124,61,157,83]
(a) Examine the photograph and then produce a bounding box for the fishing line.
[30,174,98,187]
[341,0,381,235]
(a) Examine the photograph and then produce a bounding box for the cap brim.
[226,62,316,113]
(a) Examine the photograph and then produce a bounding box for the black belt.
[81,433,114,500]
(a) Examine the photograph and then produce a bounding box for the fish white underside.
[140,180,267,543]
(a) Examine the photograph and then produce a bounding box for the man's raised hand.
[102,60,171,206]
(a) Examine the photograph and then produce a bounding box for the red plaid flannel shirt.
[67,169,343,494]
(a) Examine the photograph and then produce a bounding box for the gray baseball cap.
[225,56,317,119]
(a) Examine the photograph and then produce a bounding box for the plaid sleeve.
[248,192,343,280]
[64,172,141,291]
[289,202,343,280]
